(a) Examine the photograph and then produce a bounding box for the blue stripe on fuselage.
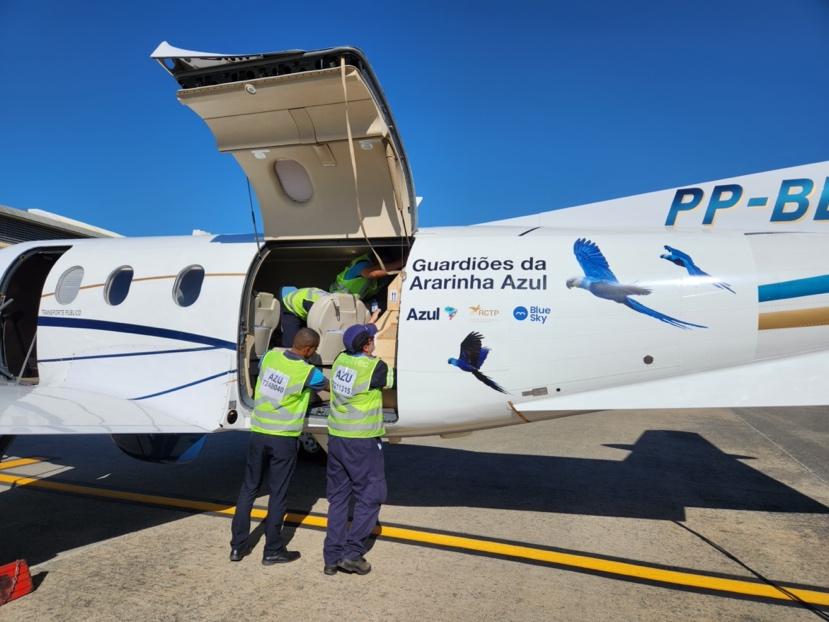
[38,345,220,363]
[758,275,829,302]
[131,369,237,400]
[37,317,237,350]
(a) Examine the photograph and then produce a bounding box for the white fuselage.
[1,225,828,438]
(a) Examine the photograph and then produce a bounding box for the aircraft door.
[0,245,70,382]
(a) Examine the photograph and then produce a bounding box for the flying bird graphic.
[566,238,707,329]
[660,245,735,293]
[448,331,507,393]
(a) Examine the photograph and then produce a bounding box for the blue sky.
[1,1,827,236]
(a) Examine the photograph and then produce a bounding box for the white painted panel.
[396,227,760,433]
[516,350,829,411]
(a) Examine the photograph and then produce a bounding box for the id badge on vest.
[260,369,291,403]
[333,366,358,398]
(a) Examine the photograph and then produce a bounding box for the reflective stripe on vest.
[328,352,385,438]
[251,350,313,437]
[282,287,327,320]
[330,254,381,300]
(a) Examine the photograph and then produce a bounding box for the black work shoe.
[229,547,248,562]
[338,557,371,575]
[262,549,301,565]
[323,564,339,576]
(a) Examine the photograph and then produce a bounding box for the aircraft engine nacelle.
[111,433,207,464]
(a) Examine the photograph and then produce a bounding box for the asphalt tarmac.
[1,406,827,621]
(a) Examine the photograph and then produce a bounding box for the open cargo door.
[153,42,416,241]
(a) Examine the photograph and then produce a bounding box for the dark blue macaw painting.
[448,331,507,394]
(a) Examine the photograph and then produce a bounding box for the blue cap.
[280,285,298,299]
[343,323,378,353]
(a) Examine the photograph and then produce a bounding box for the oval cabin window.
[105,266,134,306]
[55,266,84,305]
[275,160,313,203]
[173,265,205,307]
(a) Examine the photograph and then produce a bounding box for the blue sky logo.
[513,306,528,320]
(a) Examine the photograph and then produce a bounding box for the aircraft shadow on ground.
[0,432,327,566]
[378,429,829,521]
[0,429,825,566]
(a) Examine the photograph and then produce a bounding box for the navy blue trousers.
[323,436,387,565]
[230,433,298,555]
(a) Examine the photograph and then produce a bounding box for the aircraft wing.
[0,383,215,434]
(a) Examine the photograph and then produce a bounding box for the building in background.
[0,205,121,247]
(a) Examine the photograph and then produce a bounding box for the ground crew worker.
[281,284,381,349]
[323,322,395,575]
[279,286,328,347]
[329,252,404,301]
[230,328,328,565]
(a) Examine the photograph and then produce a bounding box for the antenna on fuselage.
[246,177,262,252]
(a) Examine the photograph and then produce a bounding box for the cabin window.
[55,266,84,305]
[173,265,205,307]
[275,160,313,203]
[105,266,134,306]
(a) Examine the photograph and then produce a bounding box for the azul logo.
[514,305,550,324]
[444,306,458,319]
[406,307,440,321]
[469,304,500,319]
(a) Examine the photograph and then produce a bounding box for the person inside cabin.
[329,249,404,312]
[230,327,328,565]
[278,286,329,348]
[280,282,382,349]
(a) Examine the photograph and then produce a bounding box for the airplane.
[1,42,828,463]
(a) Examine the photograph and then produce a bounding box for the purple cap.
[343,323,378,352]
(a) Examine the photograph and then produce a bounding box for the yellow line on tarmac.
[0,469,827,607]
[371,525,829,607]
[0,457,45,470]
[0,471,237,516]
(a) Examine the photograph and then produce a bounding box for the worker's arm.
[370,360,396,390]
[306,367,329,391]
[360,259,404,279]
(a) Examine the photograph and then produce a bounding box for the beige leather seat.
[253,292,280,357]
[307,293,369,364]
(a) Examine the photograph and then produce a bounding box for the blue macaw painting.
[660,245,735,294]
[566,238,707,329]
[448,331,507,393]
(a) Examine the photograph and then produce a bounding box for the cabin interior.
[0,246,69,383]
[241,239,409,416]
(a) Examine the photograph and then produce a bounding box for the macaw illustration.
[448,331,507,393]
[566,238,707,329]
[660,245,735,294]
